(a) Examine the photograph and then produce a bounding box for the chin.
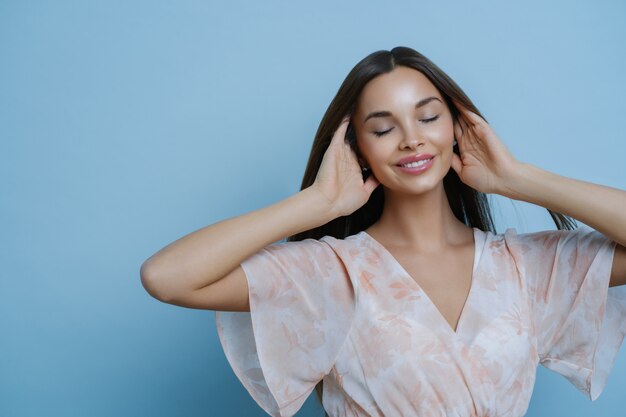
[385,180,442,195]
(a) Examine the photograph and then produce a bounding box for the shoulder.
[500,226,605,251]
[272,233,367,270]
[264,233,369,264]
[319,232,366,253]
[317,232,380,272]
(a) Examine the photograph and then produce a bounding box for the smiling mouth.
[396,156,434,168]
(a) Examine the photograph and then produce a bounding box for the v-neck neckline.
[359,227,482,338]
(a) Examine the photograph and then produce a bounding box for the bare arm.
[140,116,379,309]
[501,163,626,248]
[449,99,626,288]
[140,186,337,303]
[501,162,626,287]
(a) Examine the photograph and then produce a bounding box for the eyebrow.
[363,96,442,123]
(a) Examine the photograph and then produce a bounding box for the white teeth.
[400,157,432,168]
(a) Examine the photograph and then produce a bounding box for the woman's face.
[353,66,455,195]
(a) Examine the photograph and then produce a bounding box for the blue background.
[1,1,625,416]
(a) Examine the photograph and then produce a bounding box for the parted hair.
[284,46,577,416]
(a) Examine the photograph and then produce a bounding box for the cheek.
[432,118,455,141]
[354,136,369,162]
[429,126,455,154]
[362,141,395,166]
[356,135,380,161]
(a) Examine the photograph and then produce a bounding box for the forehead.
[356,66,441,113]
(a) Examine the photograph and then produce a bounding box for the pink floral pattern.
[215,226,625,417]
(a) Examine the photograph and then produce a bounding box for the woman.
[140,46,626,417]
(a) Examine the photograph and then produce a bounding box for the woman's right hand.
[311,116,381,218]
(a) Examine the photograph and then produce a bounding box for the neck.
[371,181,470,252]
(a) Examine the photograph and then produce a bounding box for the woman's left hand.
[449,99,522,195]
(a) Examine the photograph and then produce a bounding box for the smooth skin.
[348,66,625,330]
[141,66,626,318]
[138,117,374,311]
[349,66,514,330]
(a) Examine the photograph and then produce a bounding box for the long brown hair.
[284,46,577,416]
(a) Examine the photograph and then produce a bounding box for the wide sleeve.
[214,237,355,417]
[504,226,626,400]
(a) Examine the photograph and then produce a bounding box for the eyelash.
[373,115,440,137]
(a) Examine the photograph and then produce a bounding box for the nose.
[399,126,424,150]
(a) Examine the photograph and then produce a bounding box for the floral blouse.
[214,226,626,417]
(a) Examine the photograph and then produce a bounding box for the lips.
[397,156,434,167]
[395,155,436,175]
[396,153,435,166]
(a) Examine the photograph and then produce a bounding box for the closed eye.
[372,115,440,137]
[373,128,393,137]
[422,115,440,124]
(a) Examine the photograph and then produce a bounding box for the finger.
[457,109,472,127]
[331,117,351,146]
[461,114,479,140]
[457,116,469,139]
[456,103,485,127]
[452,98,484,126]
[338,116,351,136]
[451,97,468,115]
[451,99,472,127]
[450,152,463,176]
[335,117,350,134]
[453,119,463,142]
[463,109,486,126]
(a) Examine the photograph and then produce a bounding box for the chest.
[390,245,475,333]
[333,241,538,415]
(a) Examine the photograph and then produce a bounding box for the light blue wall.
[1,1,625,416]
